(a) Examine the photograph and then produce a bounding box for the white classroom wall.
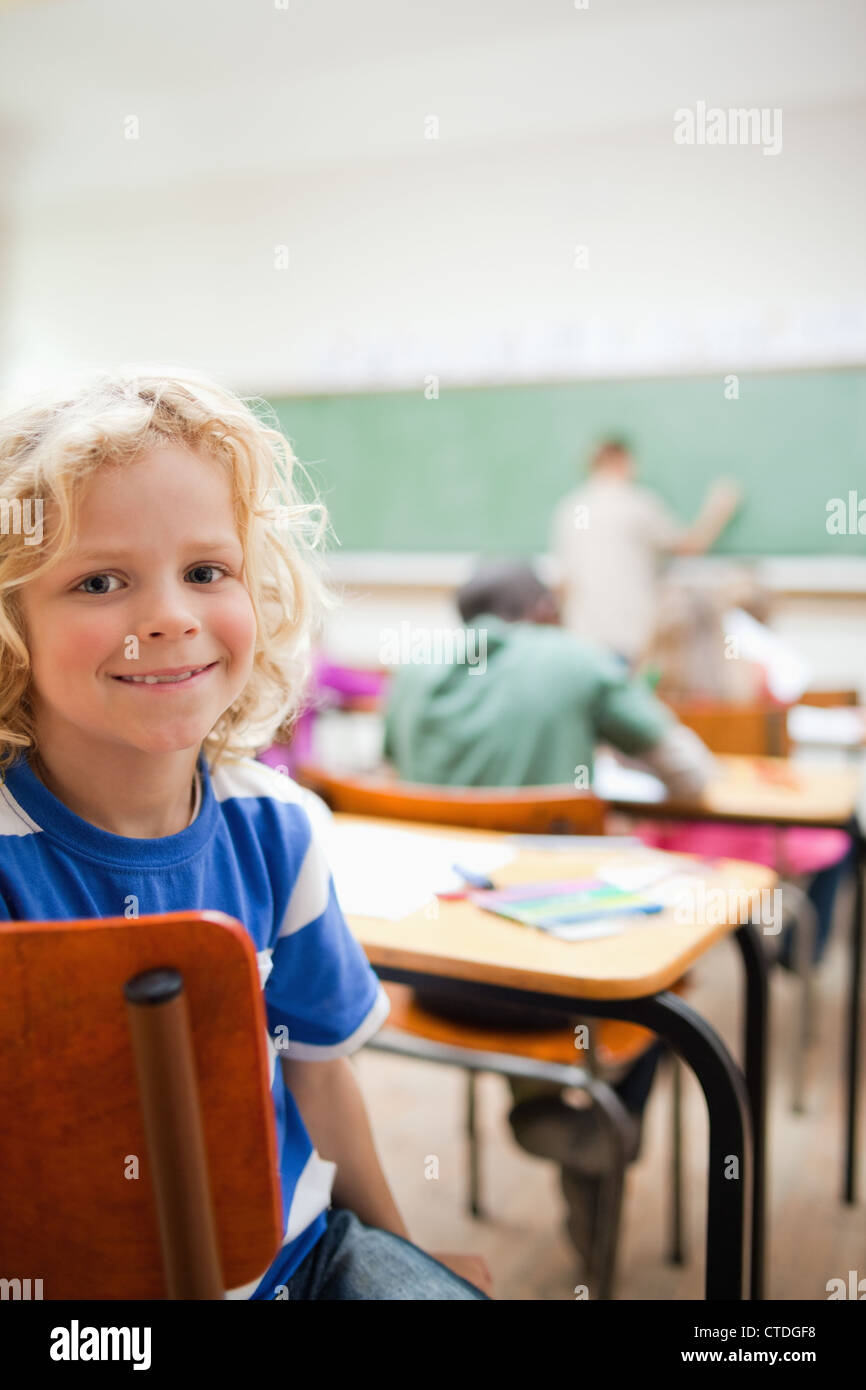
[2,0,865,392]
[0,0,864,685]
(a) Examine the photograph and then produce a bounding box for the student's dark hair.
[456,561,550,624]
[588,437,632,470]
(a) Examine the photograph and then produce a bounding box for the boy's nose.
[137,593,203,641]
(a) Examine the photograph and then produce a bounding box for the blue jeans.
[283,1207,490,1300]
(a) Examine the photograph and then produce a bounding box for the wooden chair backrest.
[0,910,282,1299]
[662,699,791,757]
[798,688,859,708]
[295,765,607,835]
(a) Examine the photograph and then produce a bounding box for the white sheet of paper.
[644,873,708,908]
[788,703,864,747]
[592,751,667,803]
[539,918,637,942]
[722,607,811,703]
[324,822,515,920]
[596,858,682,892]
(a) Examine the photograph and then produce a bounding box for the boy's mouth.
[112,662,219,687]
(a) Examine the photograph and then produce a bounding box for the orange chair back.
[295,765,607,835]
[0,910,283,1299]
[662,699,791,757]
[798,688,859,708]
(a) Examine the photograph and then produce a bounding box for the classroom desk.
[340,814,776,1301]
[605,753,865,1206]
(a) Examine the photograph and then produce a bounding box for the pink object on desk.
[631,819,850,876]
[315,659,388,701]
[257,655,390,777]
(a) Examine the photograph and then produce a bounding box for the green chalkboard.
[266,369,866,556]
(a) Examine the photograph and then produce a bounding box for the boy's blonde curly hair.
[0,364,337,777]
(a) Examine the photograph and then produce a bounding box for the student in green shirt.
[383,561,715,1274]
[384,560,715,797]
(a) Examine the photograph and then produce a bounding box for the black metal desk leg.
[734,921,770,1301]
[845,821,865,1204]
[370,969,754,1299]
[621,992,754,1300]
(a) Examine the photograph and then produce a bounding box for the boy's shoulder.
[0,775,40,841]
[208,756,334,841]
[209,754,307,803]
[514,622,637,693]
[514,618,605,663]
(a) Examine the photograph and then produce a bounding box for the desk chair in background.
[798,689,860,709]
[663,698,791,759]
[0,910,283,1300]
[653,698,835,1111]
[294,765,690,1299]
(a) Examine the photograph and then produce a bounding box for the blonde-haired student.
[0,366,491,1300]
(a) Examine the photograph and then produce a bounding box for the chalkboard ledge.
[325,552,866,599]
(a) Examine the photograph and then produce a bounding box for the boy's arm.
[280,1053,411,1240]
[281,1051,494,1294]
[633,722,717,800]
[594,664,717,799]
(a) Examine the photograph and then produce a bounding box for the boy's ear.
[529,594,559,625]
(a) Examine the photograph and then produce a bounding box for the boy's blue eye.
[78,574,121,595]
[76,564,228,594]
[187,564,227,584]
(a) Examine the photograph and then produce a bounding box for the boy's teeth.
[123,668,200,684]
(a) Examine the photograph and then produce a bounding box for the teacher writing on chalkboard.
[550,438,742,666]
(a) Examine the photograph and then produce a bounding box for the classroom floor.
[354,874,866,1300]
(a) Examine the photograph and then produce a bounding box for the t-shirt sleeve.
[263,814,390,1061]
[593,658,673,755]
[550,494,577,577]
[640,490,685,552]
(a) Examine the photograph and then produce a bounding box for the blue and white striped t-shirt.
[0,751,391,1298]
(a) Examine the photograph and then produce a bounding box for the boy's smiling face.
[18,443,258,760]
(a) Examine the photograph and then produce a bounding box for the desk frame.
[611,794,863,1206]
[369,920,768,1302]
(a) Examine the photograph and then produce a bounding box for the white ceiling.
[1,0,865,207]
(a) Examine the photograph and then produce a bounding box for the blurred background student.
[383,560,717,1265]
[384,560,715,797]
[635,569,854,967]
[551,438,743,665]
[639,566,810,705]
